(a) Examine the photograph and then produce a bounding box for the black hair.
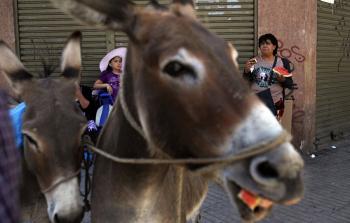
[106,64,112,72]
[258,33,278,56]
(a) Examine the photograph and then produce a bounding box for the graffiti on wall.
[335,16,350,71]
[276,39,306,150]
[277,39,305,63]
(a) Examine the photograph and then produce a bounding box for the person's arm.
[75,86,90,109]
[243,58,256,82]
[93,79,113,94]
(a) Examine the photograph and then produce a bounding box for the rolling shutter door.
[17,0,255,85]
[317,0,350,146]
[113,0,256,70]
[196,0,255,69]
[17,0,108,85]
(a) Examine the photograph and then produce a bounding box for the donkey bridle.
[41,169,81,193]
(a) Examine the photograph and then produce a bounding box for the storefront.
[316,0,350,147]
[15,0,257,86]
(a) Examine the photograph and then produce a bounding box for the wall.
[0,0,16,50]
[0,0,16,94]
[258,0,317,153]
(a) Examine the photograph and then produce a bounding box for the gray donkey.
[0,32,86,223]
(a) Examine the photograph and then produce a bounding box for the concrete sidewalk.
[200,140,350,223]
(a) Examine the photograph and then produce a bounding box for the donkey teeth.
[237,189,273,211]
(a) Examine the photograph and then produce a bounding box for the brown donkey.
[0,32,86,223]
[50,1,304,222]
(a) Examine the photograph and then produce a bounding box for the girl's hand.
[106,84,113,94]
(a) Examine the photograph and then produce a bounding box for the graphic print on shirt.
[108,76,119,94]
[100,71,121,101]
[252,67,277,88]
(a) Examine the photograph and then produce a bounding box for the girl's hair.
[258,33,278,56]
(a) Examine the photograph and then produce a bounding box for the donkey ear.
[49,0,136,33]
[61,31,82,80]
[170,0,196,19]
[0,41,33,94]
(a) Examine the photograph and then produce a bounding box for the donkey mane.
[30,39,58,78]
[149,0,168,10]
[39,60,57,78]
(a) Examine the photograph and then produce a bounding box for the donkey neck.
[91,100,208,222]
[96,99,172,182]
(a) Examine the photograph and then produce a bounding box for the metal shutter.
[113,0,256,70]
[16,0,108,85]
[196,0,256,69]
[316,0,350,146]
[16,0,255,85]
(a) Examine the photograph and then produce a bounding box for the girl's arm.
[93,79,113,94]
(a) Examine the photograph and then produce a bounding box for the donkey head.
[0,32,85,223]
[50,0,304,221]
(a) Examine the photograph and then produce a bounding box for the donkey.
[0,32,86,223]
[49,0,304,222]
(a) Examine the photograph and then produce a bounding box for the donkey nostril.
[256,161,279,179]
[250,157,279,186]
[54,214,60,223]
[53,208,84,223]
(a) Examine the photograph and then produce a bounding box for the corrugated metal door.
[317,0,350,146]
[113,0,256,70]
[16,0,108,85]
[196,0,256,68]
[17,0,255,85]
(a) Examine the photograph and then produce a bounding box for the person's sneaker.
[87,120,98,132]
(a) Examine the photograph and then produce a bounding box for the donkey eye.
[162,61,196,80]
[23,134,39,151]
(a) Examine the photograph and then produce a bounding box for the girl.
[93,47,127,102]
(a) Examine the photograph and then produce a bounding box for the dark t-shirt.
[99,70,121,102]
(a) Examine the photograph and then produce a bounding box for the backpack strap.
[281,57,294,73]
[278,57,295,104]
[268,56,278,85]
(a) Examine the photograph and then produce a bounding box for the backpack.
[280,57,295,91]
[95,92,113,128]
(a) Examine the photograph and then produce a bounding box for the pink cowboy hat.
[99,47,127,72]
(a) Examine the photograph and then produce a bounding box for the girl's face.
[259,39,276,57]
[109,56,123,72]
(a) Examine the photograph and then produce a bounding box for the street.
[83,140,350,223]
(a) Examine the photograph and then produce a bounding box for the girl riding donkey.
[93,47,127,103]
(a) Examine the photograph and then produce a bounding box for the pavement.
[82,139,350,223]
[201,140,350,223]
